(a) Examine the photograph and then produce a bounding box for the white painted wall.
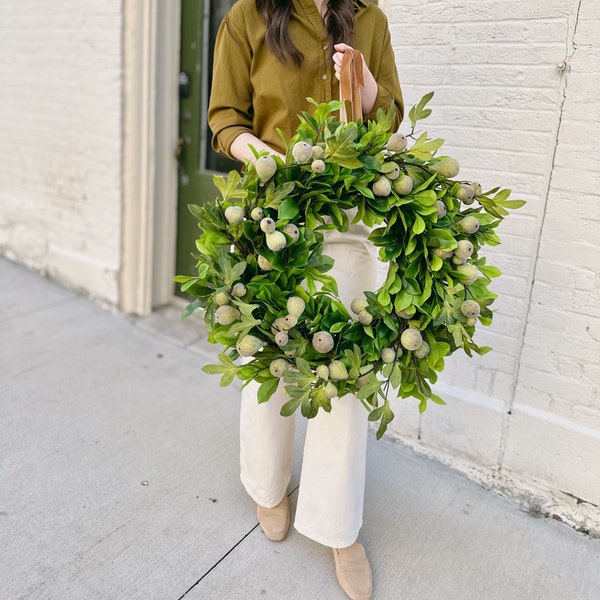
[385,0,600,533]
[0,1,123,304]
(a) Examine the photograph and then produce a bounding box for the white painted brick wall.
[385,0,600,531]
[1,0,598,533]
[0,1,123,304]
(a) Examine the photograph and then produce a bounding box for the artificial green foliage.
[176,93,525,439]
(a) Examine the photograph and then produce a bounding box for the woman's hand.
[332,43,378,115]
[230,132,285,165]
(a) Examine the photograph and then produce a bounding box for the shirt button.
[323,45,328,50]
[322,74,327,80]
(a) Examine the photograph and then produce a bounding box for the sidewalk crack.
[175,486,299,599]
[175,523,260,600]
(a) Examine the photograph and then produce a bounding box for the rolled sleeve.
[208,14,254,158]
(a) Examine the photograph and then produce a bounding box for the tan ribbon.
[339,48,364,124]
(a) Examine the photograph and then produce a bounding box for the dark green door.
[177,0,238,281]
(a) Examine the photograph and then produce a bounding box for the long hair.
[255,0,356,66]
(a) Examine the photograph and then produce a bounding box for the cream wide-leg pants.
[240,218,378,549]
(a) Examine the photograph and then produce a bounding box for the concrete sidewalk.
[1,256,599,600]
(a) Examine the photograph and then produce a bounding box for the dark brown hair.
[255,0,356,66]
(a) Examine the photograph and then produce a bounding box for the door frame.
[120,0,181,315]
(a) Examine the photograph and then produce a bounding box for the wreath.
[176,93,525,438]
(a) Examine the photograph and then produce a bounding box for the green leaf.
[356,375,382,400]
[408,91,435,129]
[213,174,227,199]
[280,396,303,417]
[431,393,446,405]
[295,357,314,377]
[258,378,280,404]
[202,363,229,375]
[182,298,202,319]
[412,214,425,234]
[375,400,395,440]
[355,185,375,199]
[359,155,380,170]
[278,197,299,221]
[220,369,237,387]
[478,264,502,278]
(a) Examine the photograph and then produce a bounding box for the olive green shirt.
[208,0,404,158]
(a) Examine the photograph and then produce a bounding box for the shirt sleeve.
[207,13,254,159]
[364,20,404,131]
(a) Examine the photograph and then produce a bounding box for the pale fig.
[454,239,474,259]
[328,360,349,381]
[395,307,416,319]
[381,347,396,363]
[255,155,277,182]
[432,247,453,260]
[283,314,298,329]
[323,382,338,399]
[269,357,290,378]
[387,132,407,153]
[372,176,392,197]
[283,223,300,243]
[231,283,247,297]
[400,328,423,351]
[429,157,460,179]
[224,206,244,225]
[236,335,263,357]
[350,297,368,315]
[272,317,290,332]
[466,316,477,326]
[312,331,334,353]
[456,264,479,284]
[214,291,230,306]
[250,207,264,221]
[460,300,481,318]
[275,331,289,347]
[471,182,482,196]
[456,184,474,203]
[311,159,326,173]
[287,296,306,316]
[292,141,313,163]
[257,255,273,271]
[434,200,447,218]
[457,216,480,234]
[358,310,373,326]
[393,175,414,195]
[452,254,467,265]
[355,374,370,388]
[260,217,276,233]
[384,163,401,180]
[215,305,240,325]
[266,231,287,252]
[316,364,330,380]
[414,341,430,359]
[311,145,325,159]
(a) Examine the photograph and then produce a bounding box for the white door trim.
[120,0,181,315]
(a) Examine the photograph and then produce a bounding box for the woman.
[208,1,403,597]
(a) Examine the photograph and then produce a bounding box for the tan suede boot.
[256,495,290,541]
[332,542,372,600]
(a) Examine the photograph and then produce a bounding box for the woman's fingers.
[332,43,364,81]
[333,42,353,52]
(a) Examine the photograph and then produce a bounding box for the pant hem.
[293,520,361,549]
[240,475,288,509]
